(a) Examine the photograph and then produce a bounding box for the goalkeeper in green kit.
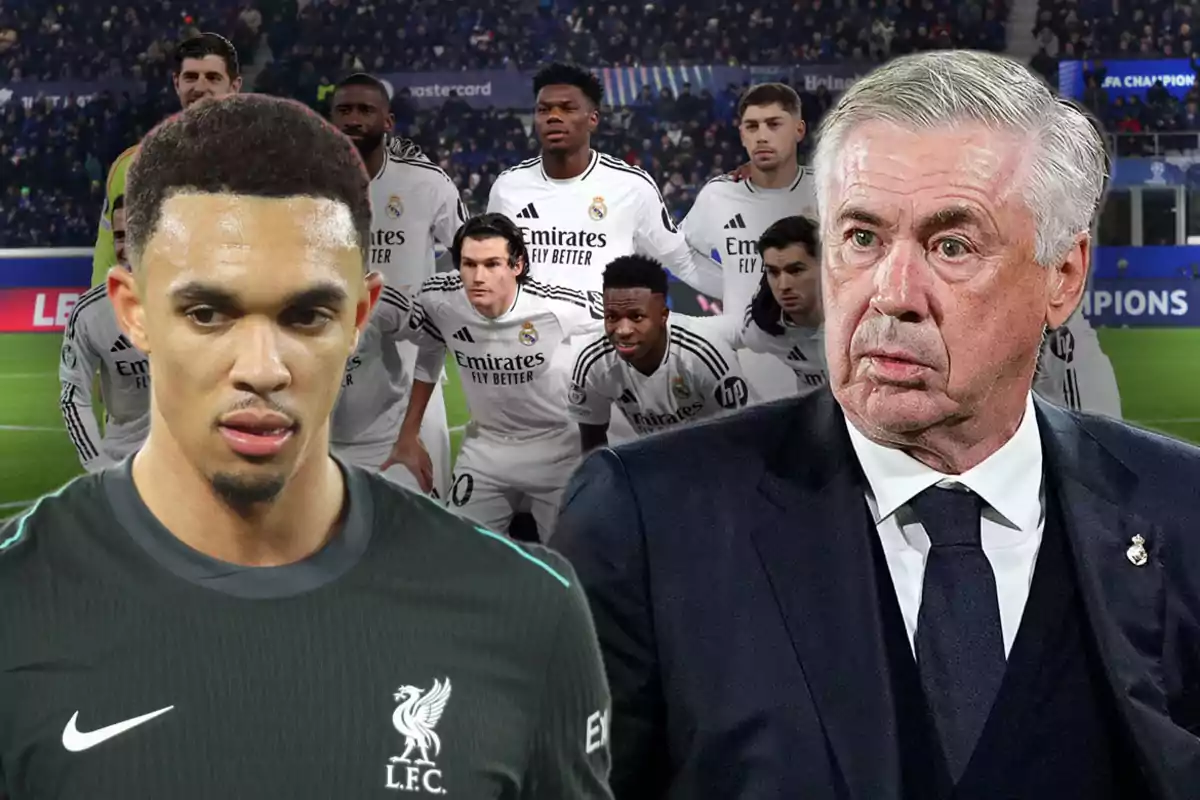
[90,33,242,285]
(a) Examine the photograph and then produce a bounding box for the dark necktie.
[911,485,1006,783]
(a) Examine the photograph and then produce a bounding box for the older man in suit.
[554,50,1200,800]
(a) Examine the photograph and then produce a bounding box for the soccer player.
[1,95,612,798]
[682,82,819,402]
[486,62,722,297]
[329,285,446,489]
[569,255,750,452]
[1034,307,1123,418]
[329,72,465,498]
[732,216,828,394]
[391,213,604,542]
[59,194,151,472]
[489,62,719,444]
[90,32,242,286]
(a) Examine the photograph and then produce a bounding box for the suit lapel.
[749,391,902,800]
[1036,400,1190,796]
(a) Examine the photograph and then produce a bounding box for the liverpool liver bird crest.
[389,678,452,766]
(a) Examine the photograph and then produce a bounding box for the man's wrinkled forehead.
[828,120,1030,218]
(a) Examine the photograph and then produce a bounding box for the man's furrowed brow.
[284,284,350,311]
[167,282,349,310]
[915,205,989,242]
[168,282,240,309]
[835,206,888,228]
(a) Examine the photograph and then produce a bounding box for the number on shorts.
[449,472,474,507]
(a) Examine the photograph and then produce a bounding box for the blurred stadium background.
[1,0,1199,515]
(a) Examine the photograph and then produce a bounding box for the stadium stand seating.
[1030,0,1200,156]
[1,0,1012,247]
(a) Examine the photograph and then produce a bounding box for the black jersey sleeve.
[519,552,614,799]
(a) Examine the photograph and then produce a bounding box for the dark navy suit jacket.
[554,389,1200,800]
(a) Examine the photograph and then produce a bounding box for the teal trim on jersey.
[473,526,570,588]
[0,479,78,551]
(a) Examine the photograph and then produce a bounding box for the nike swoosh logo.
[61,705,175,752]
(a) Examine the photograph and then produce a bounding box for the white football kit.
[486,150,723,296]
[568,314,750,436]
[330,286,448,496]
[732,302,828,396]
[1033,308,1123,418]
[408,273,604,540]
[488,149,721,443]
[681,170,819,402]
[58,284,151,472]
[368,147,467,497]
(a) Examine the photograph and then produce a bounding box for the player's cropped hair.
[174,32,240,79]
[738,82,801,120]
[110,194,124,214]
[757,215,819,259]
[533,62,604,107]
[125,94,372,265]
[334,72,391,106]
[602,255,670,297]
[451,213,532,283]
[751,215,820,336]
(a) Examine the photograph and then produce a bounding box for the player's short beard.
[353,130,385,156]
[210,472,287,517]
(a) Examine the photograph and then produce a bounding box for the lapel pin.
[1126,534,1148,567]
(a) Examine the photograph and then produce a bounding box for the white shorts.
[330,379,451,500]
[422,378,452,500]
[331,438,423,492]
[447,424,582,542]
[737,348,797,404]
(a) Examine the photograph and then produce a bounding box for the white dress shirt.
[845,394,1045,658]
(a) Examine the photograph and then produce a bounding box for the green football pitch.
[1,329,1198,516]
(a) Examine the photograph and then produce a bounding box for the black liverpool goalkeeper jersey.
[0,460,613,799]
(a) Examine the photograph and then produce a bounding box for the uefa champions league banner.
[1081,278,1200,327]
[0,80,141,109]
[3,250,1198,331]
[666,275,1200,327]
[1058,59,1196,102]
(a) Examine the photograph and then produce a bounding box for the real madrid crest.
[519,320,539,346]
[588,196,607,221]
[386,194,404,219]
[671,376,691,400]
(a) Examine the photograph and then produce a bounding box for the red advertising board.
[0,288,89,333]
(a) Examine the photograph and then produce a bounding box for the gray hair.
[812,50,1109,266]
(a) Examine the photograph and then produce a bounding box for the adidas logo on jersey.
[110,334,134,352]
[617,389,637,405]
[723,214,747,230]
[452,327,476,343]
[786,346,808,362]
[515,203,539,219]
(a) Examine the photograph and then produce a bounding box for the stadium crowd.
[0,0,1024,248]
[15,0,1200,246]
